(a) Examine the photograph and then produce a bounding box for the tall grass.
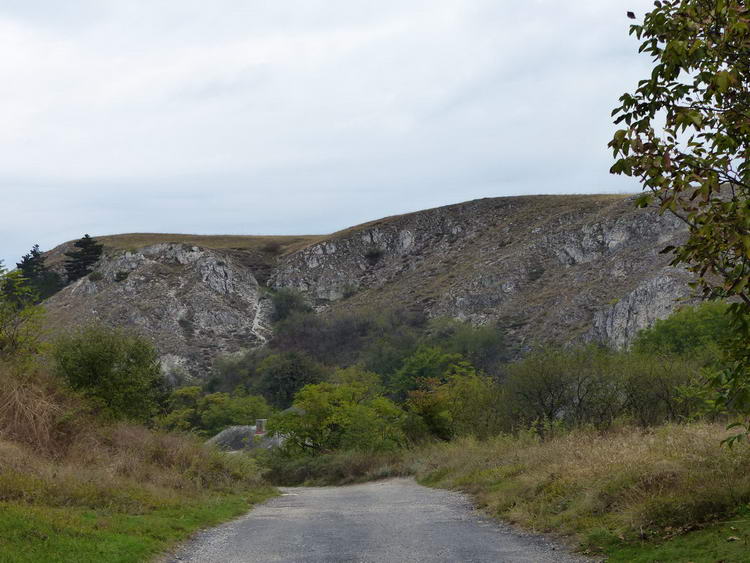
[0,361,273,562]
[0,363,73,452]
[409,423,750,551]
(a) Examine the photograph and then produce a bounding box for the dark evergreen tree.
[16,244,63,301]
[64,234,103,282]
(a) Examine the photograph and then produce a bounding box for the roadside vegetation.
[2,2,748,561]
[0,262,274,563]
[210,289,747,561]
[6,235,747,562]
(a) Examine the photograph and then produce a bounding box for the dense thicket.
[53,324,168,423]
[197,289,735,462]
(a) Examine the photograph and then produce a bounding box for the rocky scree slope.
[43,195,692,381]
[271,194,692,351]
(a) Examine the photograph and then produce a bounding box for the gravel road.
[166,478,591,563]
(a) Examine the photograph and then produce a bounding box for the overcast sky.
[0,0,656,267]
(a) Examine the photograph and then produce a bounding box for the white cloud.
[0,0,656,266]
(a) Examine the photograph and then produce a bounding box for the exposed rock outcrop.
[271,195,693,350]
[43,194,696,380]
[44,243,272,384]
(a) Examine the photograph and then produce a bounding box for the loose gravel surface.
[166,478,592,563]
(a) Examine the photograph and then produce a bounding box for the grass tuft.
[0,362,274,562]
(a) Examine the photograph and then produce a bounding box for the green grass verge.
[601,517,750,562]
[0,489,276,563]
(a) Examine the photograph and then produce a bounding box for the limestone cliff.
[43,194,694,380]
[44,243,272,384]
[271,194,693,351]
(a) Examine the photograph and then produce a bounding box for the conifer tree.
[64,234,104,282]
[16,244,63,300]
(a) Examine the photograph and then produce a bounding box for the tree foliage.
[254,352,327,408]
[389,346,462,400]
[269,382,406,455]
[270,288,312,322]
[632,302,733,363]
[610,1,750,306]
[16,245,63,301]
[52,324,166,422]
[64,234,104,283]
[158,386,273,436]
[0,263,43,361]
[610,1,750,440]
[504,347,700,431]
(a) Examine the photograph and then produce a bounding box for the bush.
[422,317,508,373]
[363,247,384,265]
[52,324,167,423]
[272,310,379,366]
[270,288,312,323]
[0,268,43,362]
[259,448,407,486]
[632,302,733,365]
[254,351,327,408]
[158,386,273,436]
[269,382,407,456]
[502,347,701,431]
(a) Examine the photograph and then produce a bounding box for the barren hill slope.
[271,194,692,350]
[43,194,692,380]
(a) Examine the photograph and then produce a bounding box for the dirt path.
[165,478,591,563]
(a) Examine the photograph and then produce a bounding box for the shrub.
[269,382,407,456]
[632,302,733,365]
[423,317,508,373]
[270,288,312,323]
[502,347,700,431]
[52,324,167,423]
[261,240,283,254]
[260,448,407,486]
[272,311,378,366]
[158,386,273,436]
[363,247,384,265]
[254,351,327,408]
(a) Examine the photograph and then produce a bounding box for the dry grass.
[49,194,636,263]
[0,363,77,453]
[0,424,265,512]
[42,232,328,270]
[265,421,750,555]
[94,233,325,255]
[0,361,268,513]
[409,424,750,547]
[0,361,273,562]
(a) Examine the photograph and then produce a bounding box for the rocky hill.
[43,194,693,382]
